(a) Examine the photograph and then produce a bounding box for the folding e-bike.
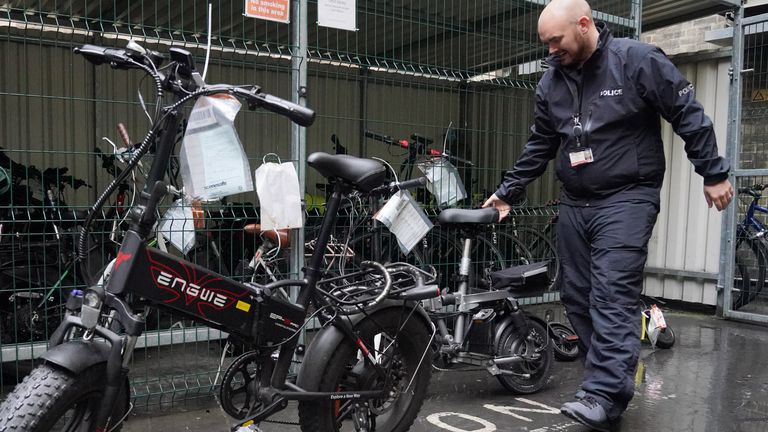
[0,42,439,432]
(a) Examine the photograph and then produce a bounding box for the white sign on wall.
[318,0,356,31]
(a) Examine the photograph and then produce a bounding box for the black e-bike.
[0,42,439,432]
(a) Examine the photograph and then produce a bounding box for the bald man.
[484,0,733,430]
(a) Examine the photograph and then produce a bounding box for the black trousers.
[558,199,659,419]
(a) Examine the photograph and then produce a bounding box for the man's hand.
[704,179,734,211]
[482,194,512,222]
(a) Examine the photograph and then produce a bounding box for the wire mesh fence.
[0,0,641,407]
[728,16,768,318]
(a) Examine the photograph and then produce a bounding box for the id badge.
[569,148,594,167]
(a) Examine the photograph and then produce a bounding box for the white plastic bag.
[179,95,254,200]
[254,155,303,230]
[158,199,197,255]
[646,304,667,348]
[417,157,467,207]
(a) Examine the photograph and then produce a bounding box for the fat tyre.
[297,308,433,432]
[495,318,553,394]
[0,363,128,432]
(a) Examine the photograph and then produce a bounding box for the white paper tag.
[158,200,197,255]
[374,191,433,254]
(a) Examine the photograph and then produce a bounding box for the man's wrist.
[703,172,728,186]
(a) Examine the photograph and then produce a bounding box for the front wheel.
[297,308,433,431]
[0,363,129,431]
[495,318,553,394]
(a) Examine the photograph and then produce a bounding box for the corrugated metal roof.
[643,0,740,31]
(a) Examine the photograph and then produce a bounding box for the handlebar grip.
[364,130,401,146]
[367,176,428,196]
[74,44,110,64]
[394,176,428,191]
[117,123,132,148]
[74,45,132,68]
[256,93,315,127]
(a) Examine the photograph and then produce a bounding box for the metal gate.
[720,8,768,322]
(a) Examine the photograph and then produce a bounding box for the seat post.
[454,233,473,345]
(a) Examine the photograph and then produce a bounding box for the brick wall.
[640,15,729,55]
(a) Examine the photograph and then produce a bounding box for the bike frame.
[51,110,405,432]
[742,195,768,236]
[425,232,531,362]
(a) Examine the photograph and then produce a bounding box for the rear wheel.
[732,236,767,310]
[298,308,433,431]
[0,363,129,432]
[495,318,553,394]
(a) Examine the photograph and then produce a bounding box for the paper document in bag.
[158,200,197,255]
[374,191,433,255]
[179,96,254,200]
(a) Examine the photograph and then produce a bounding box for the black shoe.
[561,395,611,432]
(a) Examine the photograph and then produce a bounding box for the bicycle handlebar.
[230,87,315,127]
[367,176,428,197]
[74,44,315,127]
[364,129,474,166]
[738,184,766,198]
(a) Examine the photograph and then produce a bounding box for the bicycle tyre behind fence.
[732,235,767,310]
[501,226,561,291]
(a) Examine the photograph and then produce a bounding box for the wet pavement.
[121,310,768,432]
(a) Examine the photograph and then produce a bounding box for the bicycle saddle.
[243,224,291,247]
[307,152,387,192]
[437,207,499,225]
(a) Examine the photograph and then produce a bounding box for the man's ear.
[578,16,591,33]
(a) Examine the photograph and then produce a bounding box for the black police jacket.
[495,23,730,206]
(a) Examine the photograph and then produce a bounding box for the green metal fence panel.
[721,10,768,323]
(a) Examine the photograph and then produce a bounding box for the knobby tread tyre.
[297,308,433,432]
[0,363,127,432]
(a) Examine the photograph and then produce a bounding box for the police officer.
[483,0,733,430]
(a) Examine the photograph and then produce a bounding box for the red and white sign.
[245,0,290,23]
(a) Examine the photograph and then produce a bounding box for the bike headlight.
[84,290,101,308]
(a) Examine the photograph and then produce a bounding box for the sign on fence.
[245,0,290,23]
